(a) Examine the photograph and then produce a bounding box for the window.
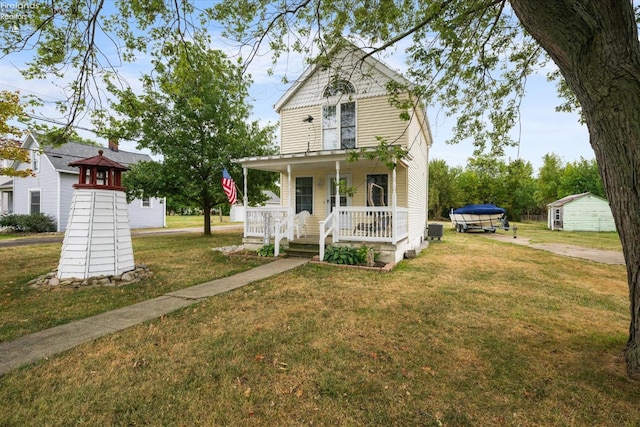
[30,190,40,214]
[31,150,40,171]
[295,177,313,214]
[322,79,356,150]
[555,208,561,220]
[366,174,389,207]
[142,197,151,208]
[323,102,356,149]
[323,79,355,97]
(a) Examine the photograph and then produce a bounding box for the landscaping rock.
[28,264,154,289]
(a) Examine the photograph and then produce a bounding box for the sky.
[0,4,594,172]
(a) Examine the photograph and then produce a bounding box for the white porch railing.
[245,207,292,238]
[274,211,295,257]
[245,206,409,261]
[333,206,408,243]
[318,210,336,262]
[245,207,294,257]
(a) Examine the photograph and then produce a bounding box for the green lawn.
[0,231,268,343]
[0,224,637,425]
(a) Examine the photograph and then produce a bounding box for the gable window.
[295,177,313,214]
[30,190,40,214]
[31,150,40,171]
[366,174,389,207]
[323,79,355,97]
[322,79,356,150]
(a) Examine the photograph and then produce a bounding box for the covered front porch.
[234,149,411,263]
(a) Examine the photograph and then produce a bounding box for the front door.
[327,174,352,229]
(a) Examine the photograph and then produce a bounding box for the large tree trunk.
[510,0,640,378]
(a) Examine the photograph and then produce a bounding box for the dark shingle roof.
[43,141,152,174]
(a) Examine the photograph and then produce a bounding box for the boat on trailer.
[450,204,509,233]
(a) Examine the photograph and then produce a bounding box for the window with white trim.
[295,177,313,214]
[366,174,389,207]
[142,197,151,208]
[31,150,40,171]
[30,190,40,214]
[322,79,356,150]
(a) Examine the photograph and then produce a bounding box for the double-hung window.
[322,80,356,150]
[31,150,40,171]
[30,190,40,214]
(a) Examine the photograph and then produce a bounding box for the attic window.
[323,79,355,97]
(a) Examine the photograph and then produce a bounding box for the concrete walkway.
[485,234,626,265]
[0,257,308,376]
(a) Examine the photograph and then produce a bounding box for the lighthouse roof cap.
[68,149,129,170]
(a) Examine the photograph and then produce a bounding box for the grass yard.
[0,231,268,343]
[0,226,638,426]
[164,214,235,229]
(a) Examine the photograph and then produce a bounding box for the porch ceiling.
[234,149,410,173]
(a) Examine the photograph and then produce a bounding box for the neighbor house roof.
[263,190,280,205]
[547,192,607,207]
[41,140,151,174]
[0,178,12,190]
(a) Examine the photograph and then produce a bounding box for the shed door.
[554,208,563,229]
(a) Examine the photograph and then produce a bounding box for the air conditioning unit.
[427,223,444,240]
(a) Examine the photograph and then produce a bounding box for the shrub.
[324,245,377,265]
[0,213,56,233]
[257,244,275,257]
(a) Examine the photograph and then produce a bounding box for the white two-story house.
[3,133,165,231]
[235,43,433,263]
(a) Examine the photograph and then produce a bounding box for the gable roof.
[68,150,129,170]
[274,41,412,113]
[40,140,151,174]
[547,192,608,207]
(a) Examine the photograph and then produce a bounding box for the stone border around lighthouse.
[28,264,154,289]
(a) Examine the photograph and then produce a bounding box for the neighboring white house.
[547,192,616,231]
[234,42,433,263]
[1,133,166,231]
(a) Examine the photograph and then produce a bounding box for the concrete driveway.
[485,234,625,265]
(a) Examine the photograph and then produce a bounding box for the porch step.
[285,241,320,259]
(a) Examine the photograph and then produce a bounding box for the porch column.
[334,160,340,243]
[287,164,294,240]
[392,162,398,244]
[335,160,340,211]
[243,166,248,238]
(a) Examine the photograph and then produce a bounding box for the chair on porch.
[294,210,310,238]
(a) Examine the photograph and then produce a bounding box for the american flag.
[222,168,237,205]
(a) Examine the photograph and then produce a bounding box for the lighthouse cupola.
[69,149,128,191]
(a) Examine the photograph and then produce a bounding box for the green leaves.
[323,245,376,265]
[109,39,277,234]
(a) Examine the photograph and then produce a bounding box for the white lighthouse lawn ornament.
[57,150,135,279]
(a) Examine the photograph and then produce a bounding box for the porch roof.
[233,148,411,173]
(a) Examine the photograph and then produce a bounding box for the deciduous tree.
[110,37,277,235]
[4,0,640,378]
[0,90,32,178]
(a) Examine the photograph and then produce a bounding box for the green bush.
[0,213,56,233]
[324,245,377,265]
[257,244,275,257]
